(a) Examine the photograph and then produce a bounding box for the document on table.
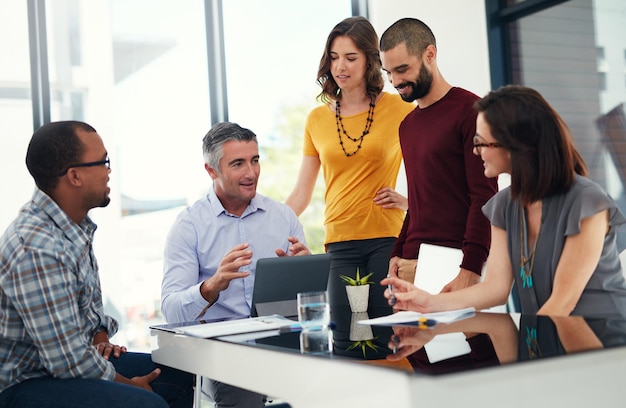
[153,315,296,339]
[218,329,284,343]
[357,308,476,326]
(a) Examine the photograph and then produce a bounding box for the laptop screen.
[251,253,331,318]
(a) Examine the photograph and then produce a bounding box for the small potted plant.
[346,337,380,358]
[339,268,373,312]
[349,311,374,341]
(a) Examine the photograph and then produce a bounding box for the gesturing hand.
[200,243,253,303]
[275,236,311,257]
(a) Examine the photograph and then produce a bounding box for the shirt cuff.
[461,243,488,275]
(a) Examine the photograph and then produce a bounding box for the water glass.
[300,327,333,355]
[297,291,330,331]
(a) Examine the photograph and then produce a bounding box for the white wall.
[368,0,505,192]
[368,0,492,98]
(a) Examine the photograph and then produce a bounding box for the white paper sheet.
[412,245,492,360]
[175,315,296,338]
[414,243,464,293]
[357,308,476,326]
[414,243,506,313]
[423,333,472,363]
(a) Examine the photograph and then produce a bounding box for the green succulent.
[346,337,380,358]
[339,267,374,286]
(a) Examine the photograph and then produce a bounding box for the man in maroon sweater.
[380,18,497,291]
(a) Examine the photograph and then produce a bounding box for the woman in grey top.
[382,85,626,317]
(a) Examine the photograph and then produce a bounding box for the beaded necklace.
[525,326,542,359]
[335,97,375,157]
[519,205,539,288]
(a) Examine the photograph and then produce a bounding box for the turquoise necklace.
[519,205,538,288]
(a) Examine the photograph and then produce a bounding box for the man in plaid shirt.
[0,121,193,408]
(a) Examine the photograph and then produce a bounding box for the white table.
[151,323,626,408]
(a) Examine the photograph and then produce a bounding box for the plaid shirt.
[0,188,118,393]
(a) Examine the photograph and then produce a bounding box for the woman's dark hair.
[316,16,384,103]
[474,85,587,205]
[26,121,97,194]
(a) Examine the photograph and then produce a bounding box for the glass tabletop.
[210,305,626,376]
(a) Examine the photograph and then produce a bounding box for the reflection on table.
[151,304,626,407]
[218,304,626,374]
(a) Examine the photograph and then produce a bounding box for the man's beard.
[399,63,433,102]
[98,196,111,208]
[91,193,110,209]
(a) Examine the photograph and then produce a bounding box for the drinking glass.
[299,327,333,355]
[297,291,330,331]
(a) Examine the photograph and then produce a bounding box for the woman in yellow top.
[286,16,414,306]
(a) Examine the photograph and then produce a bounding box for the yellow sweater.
[303,92,415,244]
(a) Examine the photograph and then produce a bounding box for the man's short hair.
[380,17,436,57]
[26,121,97,194]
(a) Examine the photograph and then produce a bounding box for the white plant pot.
[345,284,370,313]
[349,312,373,341]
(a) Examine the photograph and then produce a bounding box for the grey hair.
[202,122,258,173]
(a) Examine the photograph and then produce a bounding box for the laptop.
[251,253,332,318]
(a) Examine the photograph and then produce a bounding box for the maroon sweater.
[391,87,497,274]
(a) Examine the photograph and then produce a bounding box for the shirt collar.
[32,188,97,242]
[206,184,267,218]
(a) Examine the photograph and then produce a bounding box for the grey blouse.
[482,175,626,317]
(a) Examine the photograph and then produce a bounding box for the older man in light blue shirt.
[160,122,309,408]
[161,184,307,322]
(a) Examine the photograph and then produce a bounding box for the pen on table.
[387,274,396,306]
[279,322,337,334]
[416,317,437,329]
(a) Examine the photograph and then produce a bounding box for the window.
[221,0,352,253]
[0,2,34,231]
[5,0,351,351]
[42,0,211,349]
[507,0,626,247]
[597,46,607,91]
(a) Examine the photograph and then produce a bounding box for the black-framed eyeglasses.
[56,157,111,177]
[472,142,502,154]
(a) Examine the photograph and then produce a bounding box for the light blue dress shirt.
[161,185,307,323]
